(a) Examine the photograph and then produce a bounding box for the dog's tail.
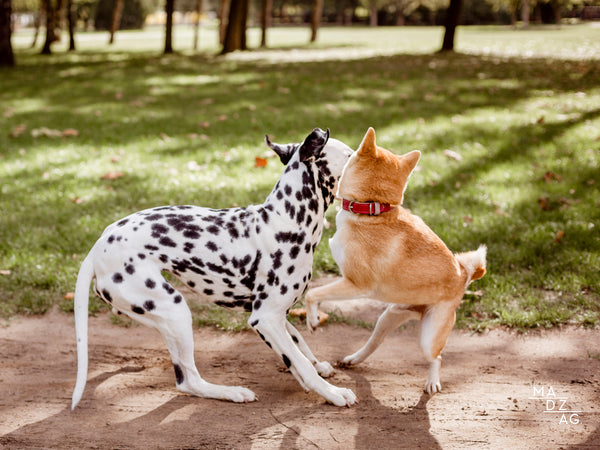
[71,253,95,410]
[455,245,487,286]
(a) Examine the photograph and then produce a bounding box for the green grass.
[1,24,599,331]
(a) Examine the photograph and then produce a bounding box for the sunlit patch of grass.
[1,25,599,330]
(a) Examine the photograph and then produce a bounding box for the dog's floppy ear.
[357,127,378,157]
[299,128,330,162]
[265,135,297,165]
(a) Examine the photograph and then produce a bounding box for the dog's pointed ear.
[299,128,329,162]
[265,135,297,165]
[357,127,378,157]
[403,150,421,174]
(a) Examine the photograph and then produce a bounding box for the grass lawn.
[1,24,599,330]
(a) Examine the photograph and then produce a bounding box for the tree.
[41,0,63,54]
[193,0,202,50]
[310,0,323,42]
[0,0,14,66]
[440,0,462,52]
[260,0,272,47]
[221,0,248,54]
[108,0,124,44]
[164,0,174,53]
[67,0,76,50]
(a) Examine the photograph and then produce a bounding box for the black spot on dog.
[151,223,169,238]
[174,294,183,303]
[287,266,295,275]
[291,335,299,344]
[296,206,306,224]
[112,273,123,283]
[206,241,219,252]
[207,225,220,235]
[145,245,159,251]
[117,219,129,227]
[253,300,262,310]
[125,264,135,275]
[282,354,292,369]
[101,289,112,303]
[107,235,116,244]
[280,285,288,295]
[132,305,145,314]
[145,278,156,289]
[289,246,300,259]
[267,270,279,286]
[143,300,155,311]
[173,363,184,385]
[146,214,164,221]
[163,282,175,294]
[203,288,214,296]
[184,242,194,253]
[159,236,177,248]
[159,254,169,264]
[305,243,312,254]
[188,281,196,288]
[250,319,259,327]
[271,250,283,270]
[138,253,146,260]
[206,262,235,277]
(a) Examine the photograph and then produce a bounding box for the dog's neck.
[341,199,392,216]
[264,159,334,241]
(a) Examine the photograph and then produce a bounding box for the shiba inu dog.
[305,127,486,394]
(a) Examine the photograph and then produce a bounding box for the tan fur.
[305,127,487,395]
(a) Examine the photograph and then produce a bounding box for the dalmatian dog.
[71,128,357,409]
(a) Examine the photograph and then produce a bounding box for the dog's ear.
[265,135,297,165]
[357,127,378,157]
[403,150,421,174]
[299,128,330,162]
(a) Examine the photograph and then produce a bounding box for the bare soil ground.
[1,305,599,449]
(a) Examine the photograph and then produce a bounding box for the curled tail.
[71,253,94,410]
[455,245,487,286]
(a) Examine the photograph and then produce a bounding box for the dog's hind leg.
[156,296,257,403]
[285,321,335,378]
[250,311,356,407]
[419,302,456,395]
[342,304,421,366]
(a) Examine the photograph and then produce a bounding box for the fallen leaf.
[463,216,473,223]
[111,155,121,163]
[62,128,79,137]
[553,230,565,243]
[71,197,83,204]
[254,156,268,168]
[64,292,75,300]
[537,116,545,124]
[101,171,124,180]
[0,269,11,276]
[443,149,463,161]
[539,197,551,211]
[115,92,123,100]
[543,171,562,183]
[10,124,27,138]
[217,115,228,122]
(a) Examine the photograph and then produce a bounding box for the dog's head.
[338,127,420,206]
[266,128,353,204]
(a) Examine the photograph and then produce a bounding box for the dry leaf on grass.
[553,230,565,243]
[0,269,11,276]
[64,292,75,300]
[443,149,463,161]
[101,171,124,180]
[254,156,268,168]
[10,124,27,138]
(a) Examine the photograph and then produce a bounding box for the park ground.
[1,294,599,449]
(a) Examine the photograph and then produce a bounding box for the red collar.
[342,199,391,216]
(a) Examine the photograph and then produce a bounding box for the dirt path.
[1,308,599,449]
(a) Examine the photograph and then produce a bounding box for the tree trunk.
[440,0,462,52]
[369,4,377,27]
[193,0,202,50]
[31,0,44,48]
[260,0,272,47]
[67,0,75,50]
[108,0,123,44]
[310,0,323,42]
[218,0,228,46]
[221,0,247,54]
[41,0,57,55]
[164,0,175,53]
[0,0,14,66]
[522,0,530,28]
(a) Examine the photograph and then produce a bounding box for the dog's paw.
[424,380,442,395]
[340,351,365,366]
[315,361,335,378]
[325,386,357,407]
[305,302,321,332]
[227,386,258,403]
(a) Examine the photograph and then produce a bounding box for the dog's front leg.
[304,277,369,331]
[249,312,356,407]
[285,321,335,378]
